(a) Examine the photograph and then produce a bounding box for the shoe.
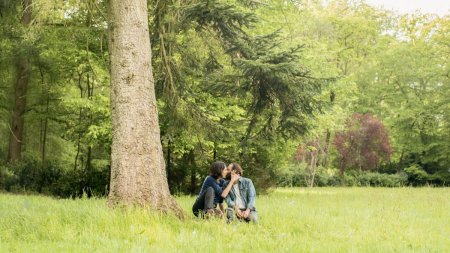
[204,208,223,219]
[213,208,223,218]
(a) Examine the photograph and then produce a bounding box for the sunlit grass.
[1,187,449,252]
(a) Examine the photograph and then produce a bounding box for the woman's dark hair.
[230,162,243,176]
[209,161,226,179]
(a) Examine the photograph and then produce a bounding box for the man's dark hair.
[209,161,226,179]
[230,162,243,176]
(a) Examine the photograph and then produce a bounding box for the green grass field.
[1,187,449,252]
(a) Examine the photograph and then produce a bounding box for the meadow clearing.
[1,187,449,253]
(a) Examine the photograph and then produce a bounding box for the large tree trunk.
[107,0,182,217]
[8,0,32,162]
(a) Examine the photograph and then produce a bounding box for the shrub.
[0,158,110,198]
[0,164,18,191]
[357,172,407,187]
[429,169,450,186]
[403,164,429,186]
[276,164,409,187]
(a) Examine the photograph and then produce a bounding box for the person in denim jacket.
[224,163,258,224]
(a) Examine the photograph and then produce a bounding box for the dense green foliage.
[1,188,449,252]
[0,0,449,197]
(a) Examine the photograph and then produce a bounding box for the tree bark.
[167,138,172,178]
[107,0,182,217]
[8,0,33,163]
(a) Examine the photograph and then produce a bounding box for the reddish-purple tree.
[334,113,392,173]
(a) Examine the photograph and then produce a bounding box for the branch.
[8,123,21,143]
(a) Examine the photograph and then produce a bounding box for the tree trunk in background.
[107,0,183,217]
[322,91,335,167]
[41,96,49,163]
[188,149,197,195]
[8,0,32,162]
[322,129,331,166]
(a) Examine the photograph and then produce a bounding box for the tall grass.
[1,187,449,252]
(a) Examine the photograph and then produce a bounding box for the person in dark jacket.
[192,161,240,218]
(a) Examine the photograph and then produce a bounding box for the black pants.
[192,187,215,217]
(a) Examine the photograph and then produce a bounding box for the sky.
[364,0,450,16]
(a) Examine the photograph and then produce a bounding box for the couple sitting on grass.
[192,161,258,224]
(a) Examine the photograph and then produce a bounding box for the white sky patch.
[364,0,450,16]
